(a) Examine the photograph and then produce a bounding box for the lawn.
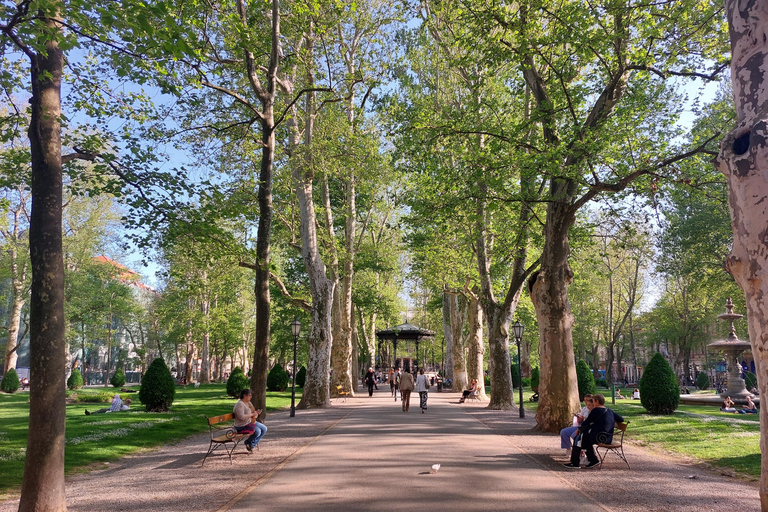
[0,384,296,499]
[515,388,760,479]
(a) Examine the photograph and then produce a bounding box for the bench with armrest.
[202,413,253,466]
[595,421,630,469]
[336,385,350,403]
[466,389,480,402]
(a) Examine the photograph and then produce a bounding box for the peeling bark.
[715,2,768,505]
[442,288,454,380]
[466,291,487,400]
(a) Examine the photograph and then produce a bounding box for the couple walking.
[399,368,430,413]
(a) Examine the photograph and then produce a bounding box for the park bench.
[595,421,630,469]
[466,389,480,402]
[202,413,253,466]
[336,385,350,403]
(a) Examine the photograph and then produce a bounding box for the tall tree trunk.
[466,291,487,400]
[442,287,454,381]
[449,291,468,391]
[105,312,113,387]
[530,184,580,432]
[19,13,67,510]
[200,295,210,384]
[184,316,195,383]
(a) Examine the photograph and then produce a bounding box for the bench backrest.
[615,421,629,432]
[208,413,235,426]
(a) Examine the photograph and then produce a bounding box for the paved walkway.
[0,388,761,511]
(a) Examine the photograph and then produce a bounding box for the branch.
[269,272,312,311]
[274,87,333,129]
[62,151,98,164]
[626,62,730,81]
[200,81,264,120]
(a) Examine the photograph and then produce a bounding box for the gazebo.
[375,321,435,372]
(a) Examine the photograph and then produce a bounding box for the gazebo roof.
[375,322,435,341]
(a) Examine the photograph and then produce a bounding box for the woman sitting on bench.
[234,389,267,452]
[459,379,478,403]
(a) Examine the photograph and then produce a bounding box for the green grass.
[511,387,760,479]
[0,384,297,498]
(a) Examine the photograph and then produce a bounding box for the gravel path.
[0,389,760,511]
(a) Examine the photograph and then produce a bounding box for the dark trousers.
[367,382,374,396]
[570,433,599,466]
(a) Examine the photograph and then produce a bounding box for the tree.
[226,367,249,398]
[67,369,83,390]
[639,353,680,415]
[576,360,596,401]
[139,358,176,412]
[1,367,20,393]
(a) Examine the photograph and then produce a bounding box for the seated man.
[564,393,624,469]
[560,395,593,454]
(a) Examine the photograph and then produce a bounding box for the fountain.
[708,298,752,399]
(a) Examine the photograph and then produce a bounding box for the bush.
[521,377,531,388]
[595,378,607,388]
[745,371,758,390]
[296,366,307,388]
[226,367,249,397]
[640,353,680,415]
[531,367,540,391]
[1,368,20,393]
[267,363,290,391]
[110,368,126,387]
[510,364,521,389]
[67,369,84,390]
[484,375,491,387]
[576,360,596,400]
[139,358,176,412]
[696,372,710,390]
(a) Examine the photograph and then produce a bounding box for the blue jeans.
[560,426,579,449]
[236,422,267,447]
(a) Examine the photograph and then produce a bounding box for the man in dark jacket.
[563,393,624,469]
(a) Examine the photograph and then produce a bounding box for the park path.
[0,387,762,512]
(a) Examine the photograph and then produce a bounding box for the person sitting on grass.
[615,390,626,399]
[234,388,267,452]
[721,396,738,413]
[738,396,758,414]
[563,393,624,470]
[85,394,131,415]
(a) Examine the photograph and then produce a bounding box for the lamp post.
[512,320,525,419]
[290,317,302,418]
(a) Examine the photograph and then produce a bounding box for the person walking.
[415,368,430,413]
[394,369,402,402]
[389,368,396,397]
[364,367,376,397]
[399,369,415,412]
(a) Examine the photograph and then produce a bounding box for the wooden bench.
[595,421,630,469]
[336,385,350,403]
[202,413,252,466]
[466,389,480,402]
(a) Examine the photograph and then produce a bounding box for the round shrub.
[110,368,126,387]
[595,378,607,388]
[696,372,710,390]
[67,368,84,390]
[296,366,307,388]
[139,358,176,412]
[639,353,680,415]
[576,360,596,400]
[1,368,20,393]
[226,366,249,398]
[267,363,290,391]
[531,367,540,391]
[510,364,521,389]
[745,371,757,390]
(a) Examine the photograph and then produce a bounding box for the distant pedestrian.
[389,368,396,397]
[364,368,376,396]
[399,369,414,412]
[394,369,402,402]
[415,368,430,413]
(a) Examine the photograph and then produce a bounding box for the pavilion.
[375,321,435,372]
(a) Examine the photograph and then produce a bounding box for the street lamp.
[290,317,302,418]
[512,320,525,419]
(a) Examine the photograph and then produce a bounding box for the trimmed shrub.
[267,363,290,391]
[510,364,521,389]
[531,367,540,391]
[226,366,249,397]
[139,358,176,412]
[110,368,126,387]
[521,377,531,388]
[595,378,607,388]
[67,368,84,390]
[640,353,680,415]
[576,360,596,400]
[296,366,307,388]
[1,368,20,393]
[745,371,758,390]
[696,372,710,390]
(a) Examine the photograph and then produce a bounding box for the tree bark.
[715,2,768,505]
[530,182,580,432]
[442,287,454,381]
[200,295,210,384]
[466,291,487,400]
[3,196,29,374]
[18,11,67,511]
[449,291,468,391]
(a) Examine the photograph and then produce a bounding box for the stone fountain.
[708,298,752,399]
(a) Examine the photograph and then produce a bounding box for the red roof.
[92,255,156,293]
